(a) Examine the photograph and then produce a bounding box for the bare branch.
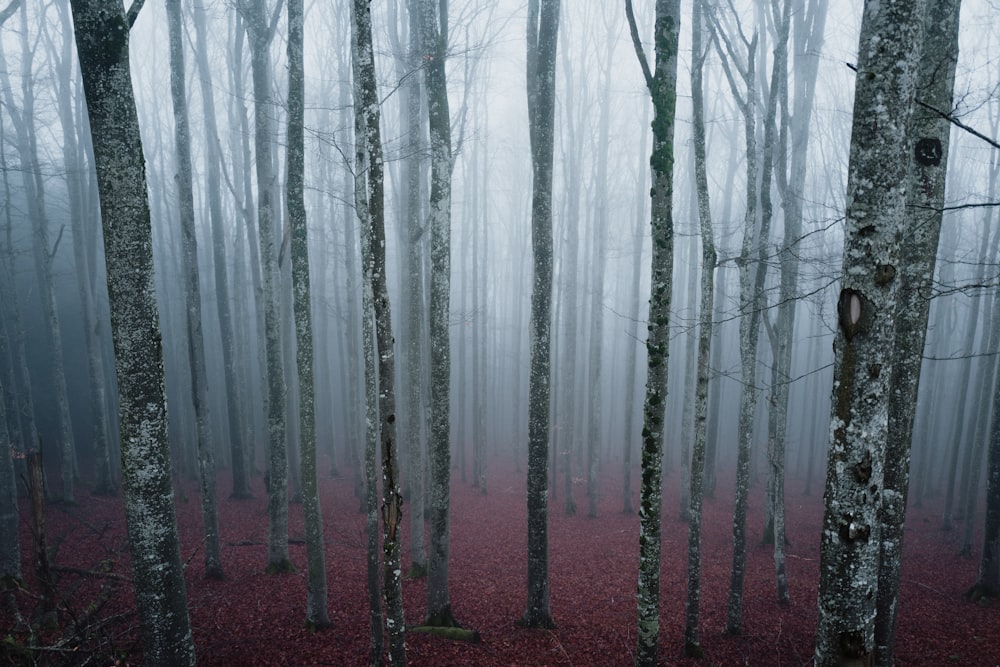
[624,0,653,90]
[126,0,146,28]
[0,0,20,26]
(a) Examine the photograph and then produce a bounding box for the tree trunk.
[418,0,460,629]
[519,0,559,631]
[814,1,926,664]
[352,1,407,661]
[625,1,680,663]
[167,0,223,581]
[874,5,960,662]
[70,4,196,662]
[684,0,715,654]
[287,0,330,628]
[192,0,252,500]
[240,0,292,573]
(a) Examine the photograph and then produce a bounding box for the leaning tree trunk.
[352,0,407,661]
[874,3,960,664]
[70,3,196,663]
[287,0,330,628]
[814,1,926,664]
[625,1,680,664]
[518,0,560,631]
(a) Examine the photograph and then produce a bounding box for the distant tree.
[287,0,330,628]
[813,0,926,664]
[70,1,196,663]
[972,364,1000,599]
[352,0,407,661]
[874,2,960,664]
[518,0,560,631]
[238,0,293,574]
[0,0,77,503]
[191,0,252,500]
[625,0,680,663]
[50,0,117,497]
[0,373,17,608]
[166,0,222,581]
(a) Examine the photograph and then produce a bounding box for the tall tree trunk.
[625,1,680,663]
[70,4,196,663]
[419,0,460,629]
[518,0,559,630]
[766,0,827,607]
[352,1,407,661]
[192,0,252,500]
[240,0,292,573]
[167,0,223,581]
[874,5,960,662]
[684,0,715,655]
[287,0,330,628]
[814,1,926,663]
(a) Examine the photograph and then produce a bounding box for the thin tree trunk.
[240,0,292,573]
[625,1,680,663]
[287,0,330,627]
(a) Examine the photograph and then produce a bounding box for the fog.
[1,0,999,650]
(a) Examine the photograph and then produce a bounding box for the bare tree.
[70,1,196,662]
[625,0,680,663]
[518,0,559,631]
[814,0,926,663]
[287,0,330,628]
[238,0,293,574]
[352,0,407,661]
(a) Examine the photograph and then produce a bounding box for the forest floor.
[4,458,998,666]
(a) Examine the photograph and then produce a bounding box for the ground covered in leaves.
[5,459,998,665]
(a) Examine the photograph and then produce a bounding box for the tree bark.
[625,1,680,663]
[352,1,407,661]
[519,0,560,631]
[814,1,926,664]
[70,3,196,662]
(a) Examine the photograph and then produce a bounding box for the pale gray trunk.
[353,30,383,660]
[70,3,196,662]
[876,11,961,659]
[192,0,251,499]
[707,8,761,632]
[766,0,826,608]
[814,1,925,663]
[625,1,680,663]
[520,0,559,630]
[240,0,291,572]
[352,1,407,660]
[556,26,581,516]
[167,0,223,580]
[585,13,616,519]
[684,1,715,654]
[287,0,329,627]
[418,0,458,627]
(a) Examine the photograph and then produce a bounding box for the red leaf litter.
[6,459,999,666]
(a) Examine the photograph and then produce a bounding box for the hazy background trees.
[2,0,1000,663]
